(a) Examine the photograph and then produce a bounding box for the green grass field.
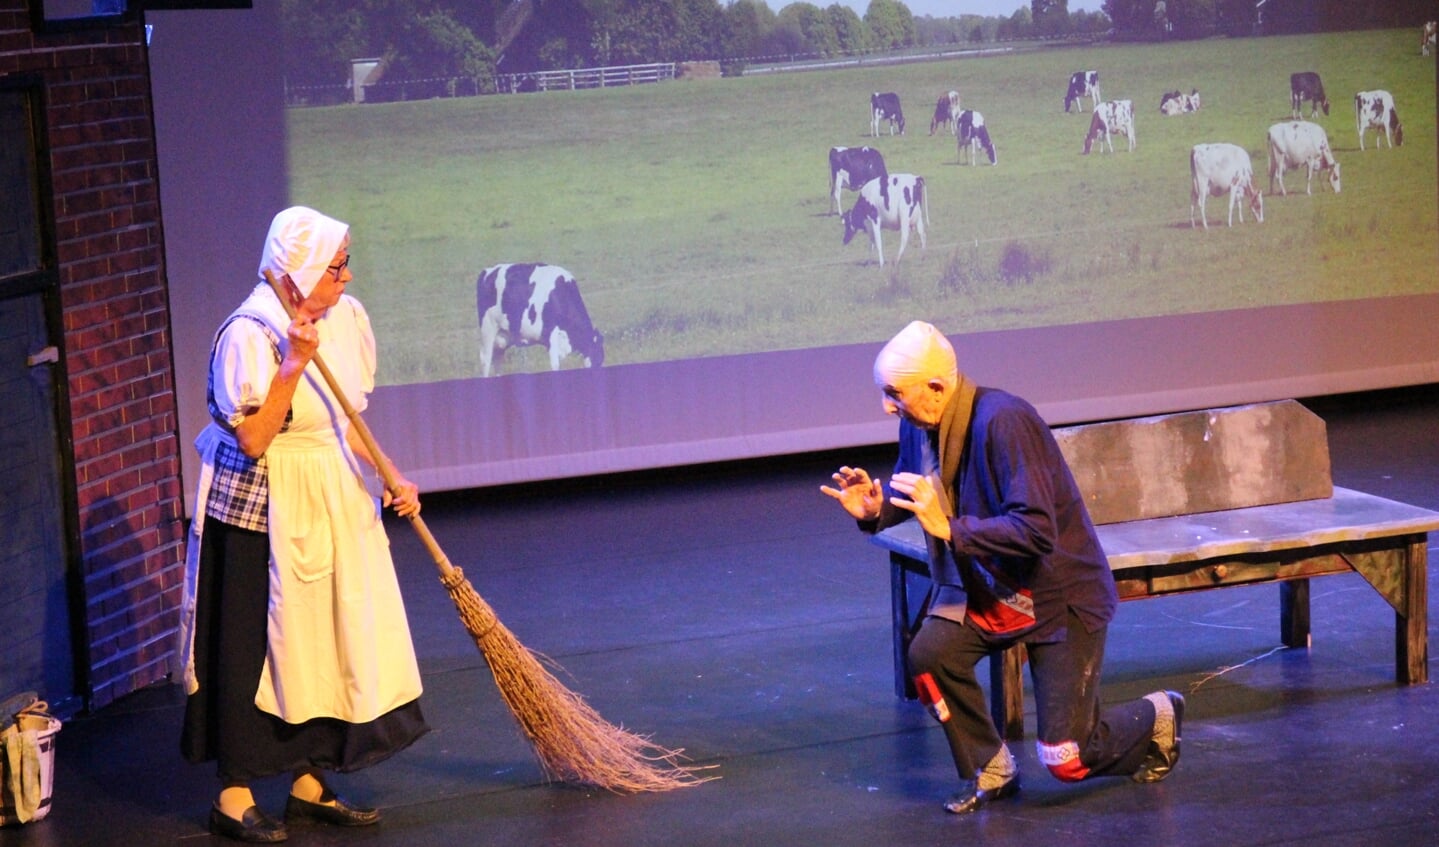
[288,29,1438,385]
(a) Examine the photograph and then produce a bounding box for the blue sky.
[763,1,1108,18]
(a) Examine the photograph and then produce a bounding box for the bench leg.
[1397,538,1429,685]
[1280,579,1311,648]
[891,555,915,699]
[990,644,1026,741]
[890,554,937,699]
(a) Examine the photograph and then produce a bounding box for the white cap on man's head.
[873,320,956,386]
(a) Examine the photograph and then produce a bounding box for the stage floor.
[6,386,1439,847]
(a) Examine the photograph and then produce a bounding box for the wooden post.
[1399,535,1429,684]
[990,645,1026,740]
[890,554,915,699]
[1279,578,1311,648]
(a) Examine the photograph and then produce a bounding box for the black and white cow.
[1423,21,1436,56]
[828,145,888,215]
[1267,121,1341,196]
[1355,90,1403,150]
[1082,99,1134,154]
[955,110,996,165]
[1159,89,1200,115]
[1290,72,1329,119]
[1190,143,1263,229]
[476,263,605,377]
[930,90,960,135]
[871,92,905,136]
[1063,71,1100,112]
[840,174,927,267]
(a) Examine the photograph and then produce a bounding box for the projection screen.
[151,5,1439,508]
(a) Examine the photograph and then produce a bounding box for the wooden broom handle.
[261,269,456,578]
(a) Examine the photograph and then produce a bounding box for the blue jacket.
[874,386,1116,643]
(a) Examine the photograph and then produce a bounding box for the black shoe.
[943,776,1020,815]
[209,804,288,843]
[285,789,381,827]
[1134,690,1185,783]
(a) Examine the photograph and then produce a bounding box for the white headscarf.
[257,206,349,296]
[873,320,957,387]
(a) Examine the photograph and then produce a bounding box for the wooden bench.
[870,400,1439,740]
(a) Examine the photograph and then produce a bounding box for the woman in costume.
[177,206,428,842]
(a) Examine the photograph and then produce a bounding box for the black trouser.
[907,611,1155,782]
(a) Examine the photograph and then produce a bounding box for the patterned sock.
[1144,691,1175,752]
[977,743,1016,791]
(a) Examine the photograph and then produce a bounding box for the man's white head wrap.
[873,320,957,387]
[257,206,349,297]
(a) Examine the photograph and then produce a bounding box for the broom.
[262,269,711,792]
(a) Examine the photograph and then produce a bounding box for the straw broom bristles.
[438,566,715,791]
[261,270,714,792]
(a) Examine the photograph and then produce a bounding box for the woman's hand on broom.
[342,423,421,518]
[384,474,421,518]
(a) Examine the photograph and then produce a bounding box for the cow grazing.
[1423,21,1436,55]
[1190,143,1264,230]
[828,145,888,215]
[1082,99,1135,154]
[1063,71,1100,112]
[840,174,928,267]
[930,90,960,135]
[1355,90,1403,150]
[1160,89,1200,115]
[1267,121,1341,196]
[476,263,604,377]
[1290,72,1329,119]
[871,92,905,136]
[956,110,996,165]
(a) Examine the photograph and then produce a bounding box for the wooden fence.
[499,62,676,93]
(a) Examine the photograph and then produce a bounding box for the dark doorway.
[0,82,83,710]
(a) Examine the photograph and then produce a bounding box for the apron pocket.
[284,515,335,582]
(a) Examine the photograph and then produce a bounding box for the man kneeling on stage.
[822,320,1182,814]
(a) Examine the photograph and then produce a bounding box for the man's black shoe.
[943,776,1020,814]
[1134,690,1185,783]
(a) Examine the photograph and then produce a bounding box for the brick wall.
[1,2,185,710]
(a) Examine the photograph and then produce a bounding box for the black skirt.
[181,517,429,782]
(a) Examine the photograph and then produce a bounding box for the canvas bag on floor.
[0,692,62,826]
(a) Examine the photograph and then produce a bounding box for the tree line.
[1102,0,1434,39]
[280,0,1108,94]
[280,0,1435,96]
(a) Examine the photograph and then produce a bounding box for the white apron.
[176,290,422,725]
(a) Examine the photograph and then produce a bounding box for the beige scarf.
[934,371,978,516]
[920,372,978,623]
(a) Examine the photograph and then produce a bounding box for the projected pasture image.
[288,29,1437,385]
